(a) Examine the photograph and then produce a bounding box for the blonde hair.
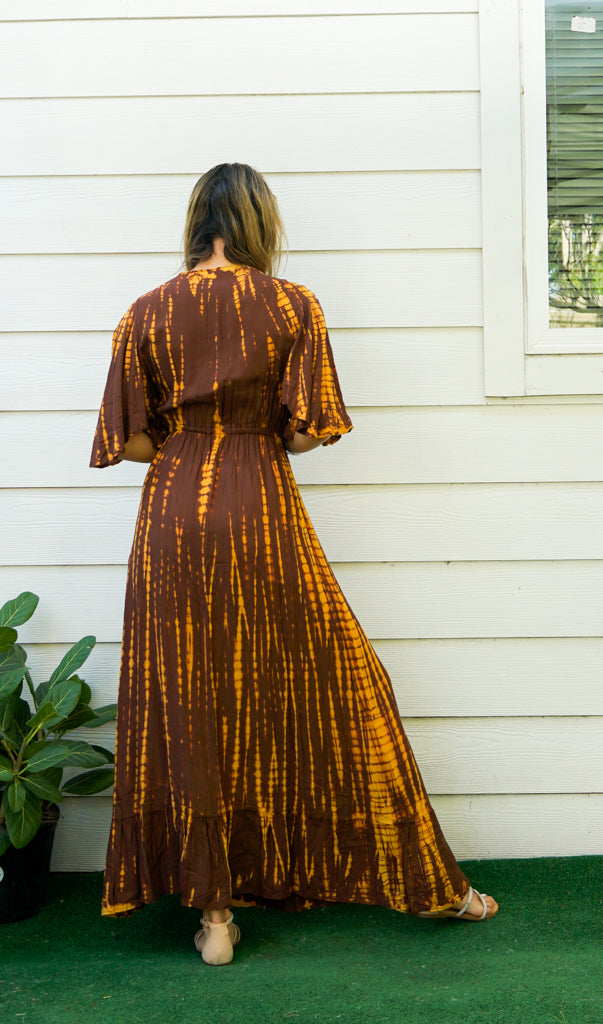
[181,163,289,277]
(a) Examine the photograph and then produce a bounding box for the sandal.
[193,910,241,964]
[417,885,498,921]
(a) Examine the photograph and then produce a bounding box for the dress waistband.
[177,425,278,437]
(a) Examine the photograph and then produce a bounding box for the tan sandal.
[193,910,241,964]
[418,885,498,921]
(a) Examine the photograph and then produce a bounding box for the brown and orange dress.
[90,263,469,918]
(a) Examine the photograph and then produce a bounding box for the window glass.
[546,1,603,326]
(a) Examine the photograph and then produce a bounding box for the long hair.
[181,163,289,277]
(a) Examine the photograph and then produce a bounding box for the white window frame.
[480,0,603,396]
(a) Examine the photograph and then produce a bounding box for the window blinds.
[546,0,603,324]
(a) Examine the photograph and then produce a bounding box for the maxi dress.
[90,263,470,918]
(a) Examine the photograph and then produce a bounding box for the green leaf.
[43,677,82,719]
[79,680,92,706]
[56,740,109,768]
[47,636,96,688]
[13,644,28,665]
[2,787,42,849]
[27,677,82,736]
[7,778,26,812]
[0,697,32,748]
[0,592,39,629]
[83,703,118,727]
[35,680,51,706]
[0,627,18,651]
[0,824,11,857]
[54,701,96,733]
[0,665,26,702]
[24,740,74,773]
[0,646,26,673]
[0,753,15,781]
[13,697,31,735]
[60,766,114,795]
[0,695,27,750]
[89,743,115,765]
[24,700,63,739]
[22,773,64,804]
[41,765,63,789]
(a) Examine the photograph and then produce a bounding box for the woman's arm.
[284,431,333,455]
[120,431,158,462]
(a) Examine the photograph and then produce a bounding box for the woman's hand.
[120,431,158,463]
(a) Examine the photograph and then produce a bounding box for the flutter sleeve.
[89,301,164,468]
[281,287,353,447]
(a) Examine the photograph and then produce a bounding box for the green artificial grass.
[0,857,601,1024]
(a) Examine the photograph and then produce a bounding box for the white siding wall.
[1,1,601,872]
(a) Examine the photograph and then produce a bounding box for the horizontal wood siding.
[0,252,483,330]
[0,172,482,253]
[0,95,481,175]
[5,561,603,645]
[5,484,603,563]
[0,328,486,408]
[2,3,601,874]
[6,407,603,485]
[3,2,479,21]
[0,16,479,97]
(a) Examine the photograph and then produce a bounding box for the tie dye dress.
[90,263,469,919]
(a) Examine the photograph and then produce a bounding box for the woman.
[90,162,498,966]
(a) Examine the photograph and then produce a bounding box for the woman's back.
[90,263,351,467]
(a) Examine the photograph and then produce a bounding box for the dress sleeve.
[281,288,353,447]
[89,302,163,468]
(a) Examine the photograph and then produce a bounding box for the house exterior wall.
[1,1,601,871]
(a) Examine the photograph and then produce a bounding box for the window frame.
[480,0,603,397]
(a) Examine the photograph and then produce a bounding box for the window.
[480,0,603,396]
[546,2,603,330]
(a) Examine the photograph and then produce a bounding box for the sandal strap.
[475,891,488,920]
[455,886,474,917]
[201,911,234,927]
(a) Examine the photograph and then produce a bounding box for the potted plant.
[0,591,117,923]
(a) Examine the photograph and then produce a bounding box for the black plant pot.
[0,804,60,924]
